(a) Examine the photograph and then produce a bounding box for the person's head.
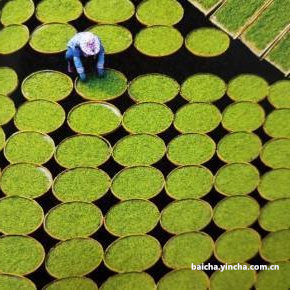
[80,32,100,56]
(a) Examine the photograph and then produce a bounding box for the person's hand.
[79,72,87,81]
[98,68,105,78]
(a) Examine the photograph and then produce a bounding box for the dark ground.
[0,0,286,288]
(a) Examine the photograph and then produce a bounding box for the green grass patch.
[260,230,290,262]
[0,24,29,55]
[45,202,103,240]
[167,133,216,165]
[30,23,77,53]
[75,69,127,101]
[22,70,73,102]
[68,101,122,135]
[214,163,260,196]
[174,103,221,133]
[0,163,52,198]
[84,0,135,24]
[256,262,290,290]
[104,235,161,272]
[222,101,265,132]
[211,0,267,37]
[113,134,166,166]
[128,74,180,103]
[1,0,34,25]
[0,95,15,126]
[101,272,155,290]
[258,169,290,200]
[36,0,83,23]
[266,32,290,74]
[242,0,290,55]
[123,102,173,134]
[165,165,214,199]
[161,199,212,234]
[158,269,209,290]
[55,135,111,168]
[217,132,262,163]
[0,235,44,275]
[263,109,290,138]
[14,100,65,133]
[215,228,260,263]
[4,131,55,165]
[46,238,103,278]
[0,196,43,235]
[181,73,226,102]
[227,74,269,102]
[163,232,214,268]
[268,80,290,109]
[260,138,290,169]
[185,28,230,57]
[111,166,164,200]
[136,0,184,26]
[0,127,5,151]
[88,25,132,54]
[0,274,36,290]
[210,266,256,290]
[213,196,260,230]
[53,167,110,202]
[105,199,160,236]
[134,26,183,57]
[0,67,18,95]
[259,199,290,232]
[45,277,97,290]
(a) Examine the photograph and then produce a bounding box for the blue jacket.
[66,33,105,79]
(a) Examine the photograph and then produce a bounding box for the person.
[65,31,105,81]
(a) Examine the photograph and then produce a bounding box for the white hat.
[80,32,100,55]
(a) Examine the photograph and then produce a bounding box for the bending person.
[66,32,105,81]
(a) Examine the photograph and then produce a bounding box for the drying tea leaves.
[135,26,183,57]
[36,0,83,23]
[22,70,73,102]
[136,0,184,26]
[53,167,110,202]
[14,100,65,133]
[85,0,135,24]
[0,163,52,198]
[4,131,55,165]
[30,23,76,53]
[0,24,29,54]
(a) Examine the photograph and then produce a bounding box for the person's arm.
[96,44,105,77]
[73,47,86,81]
